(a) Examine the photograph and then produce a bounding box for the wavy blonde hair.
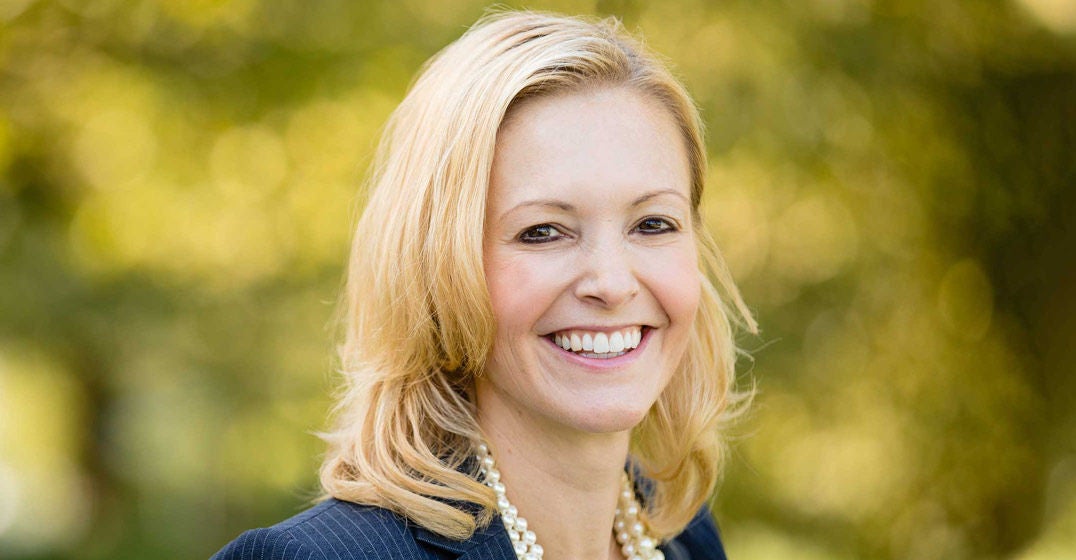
[319,10,757,542]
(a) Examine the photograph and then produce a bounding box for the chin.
[564,403,652,434]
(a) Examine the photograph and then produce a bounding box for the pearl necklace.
[475,443,665,560]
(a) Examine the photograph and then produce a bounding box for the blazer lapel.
[659,540,690,560]
[415,522,687,560]
[412,517,517,560]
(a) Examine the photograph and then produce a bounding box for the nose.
[572,236,640,309]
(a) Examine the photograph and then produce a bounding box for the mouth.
[548,326,646,359]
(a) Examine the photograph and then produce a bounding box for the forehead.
[488,87,691,209]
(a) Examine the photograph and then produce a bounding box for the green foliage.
[1,1,1073,558]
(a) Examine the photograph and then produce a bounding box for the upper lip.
[541,324,652,335]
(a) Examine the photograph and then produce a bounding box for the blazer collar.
[412,517,516,560]
[413,519,686,560]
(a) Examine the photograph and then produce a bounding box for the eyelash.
[516,217,679,244]
[635,216,678,234]
[518,224,565,243]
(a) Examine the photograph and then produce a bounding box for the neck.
[477,411,630,560]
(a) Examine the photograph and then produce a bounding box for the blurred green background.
[1,0,1074,558]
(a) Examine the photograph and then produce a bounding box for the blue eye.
[635,217,676,234]
[519,224,563,243]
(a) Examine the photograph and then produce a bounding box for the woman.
[212,10,755,560]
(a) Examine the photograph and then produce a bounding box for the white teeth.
[552,327,643,356]
[609,331,625,353]
[593,332,610,353]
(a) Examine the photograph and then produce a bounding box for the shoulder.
[210,499,422,560]
[662,505,728,560]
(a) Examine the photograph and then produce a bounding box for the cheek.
[649,247,702,328]
[484,251,562,336]
[651,253,700,384]
[669,282,701,331]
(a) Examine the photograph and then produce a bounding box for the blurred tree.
[0,1,1073,559]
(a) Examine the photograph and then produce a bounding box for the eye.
[635,216,677,234]
[518,224,564,243]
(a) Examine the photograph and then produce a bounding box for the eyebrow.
[504,188,690,214]
[631,189,690,206]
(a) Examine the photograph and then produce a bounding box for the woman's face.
[478,87,701,436]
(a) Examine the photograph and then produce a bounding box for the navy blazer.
[211,498,728,559]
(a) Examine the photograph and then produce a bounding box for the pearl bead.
[622,543,636,557]
[515,518,527,532]
[631,521,645,536]
[523,530,536,545]
[531,544,543,556]
[514,542,527,555]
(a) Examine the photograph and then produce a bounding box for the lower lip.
[545,329,651,371]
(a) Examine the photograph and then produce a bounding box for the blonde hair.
[319,10,757,541]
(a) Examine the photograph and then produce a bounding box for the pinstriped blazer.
[210,498,728,559]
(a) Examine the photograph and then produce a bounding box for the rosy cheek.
[646,246,700,320]
[669,278,701,325]
[485,252,558,325]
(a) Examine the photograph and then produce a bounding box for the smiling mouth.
[549,326,644,359]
